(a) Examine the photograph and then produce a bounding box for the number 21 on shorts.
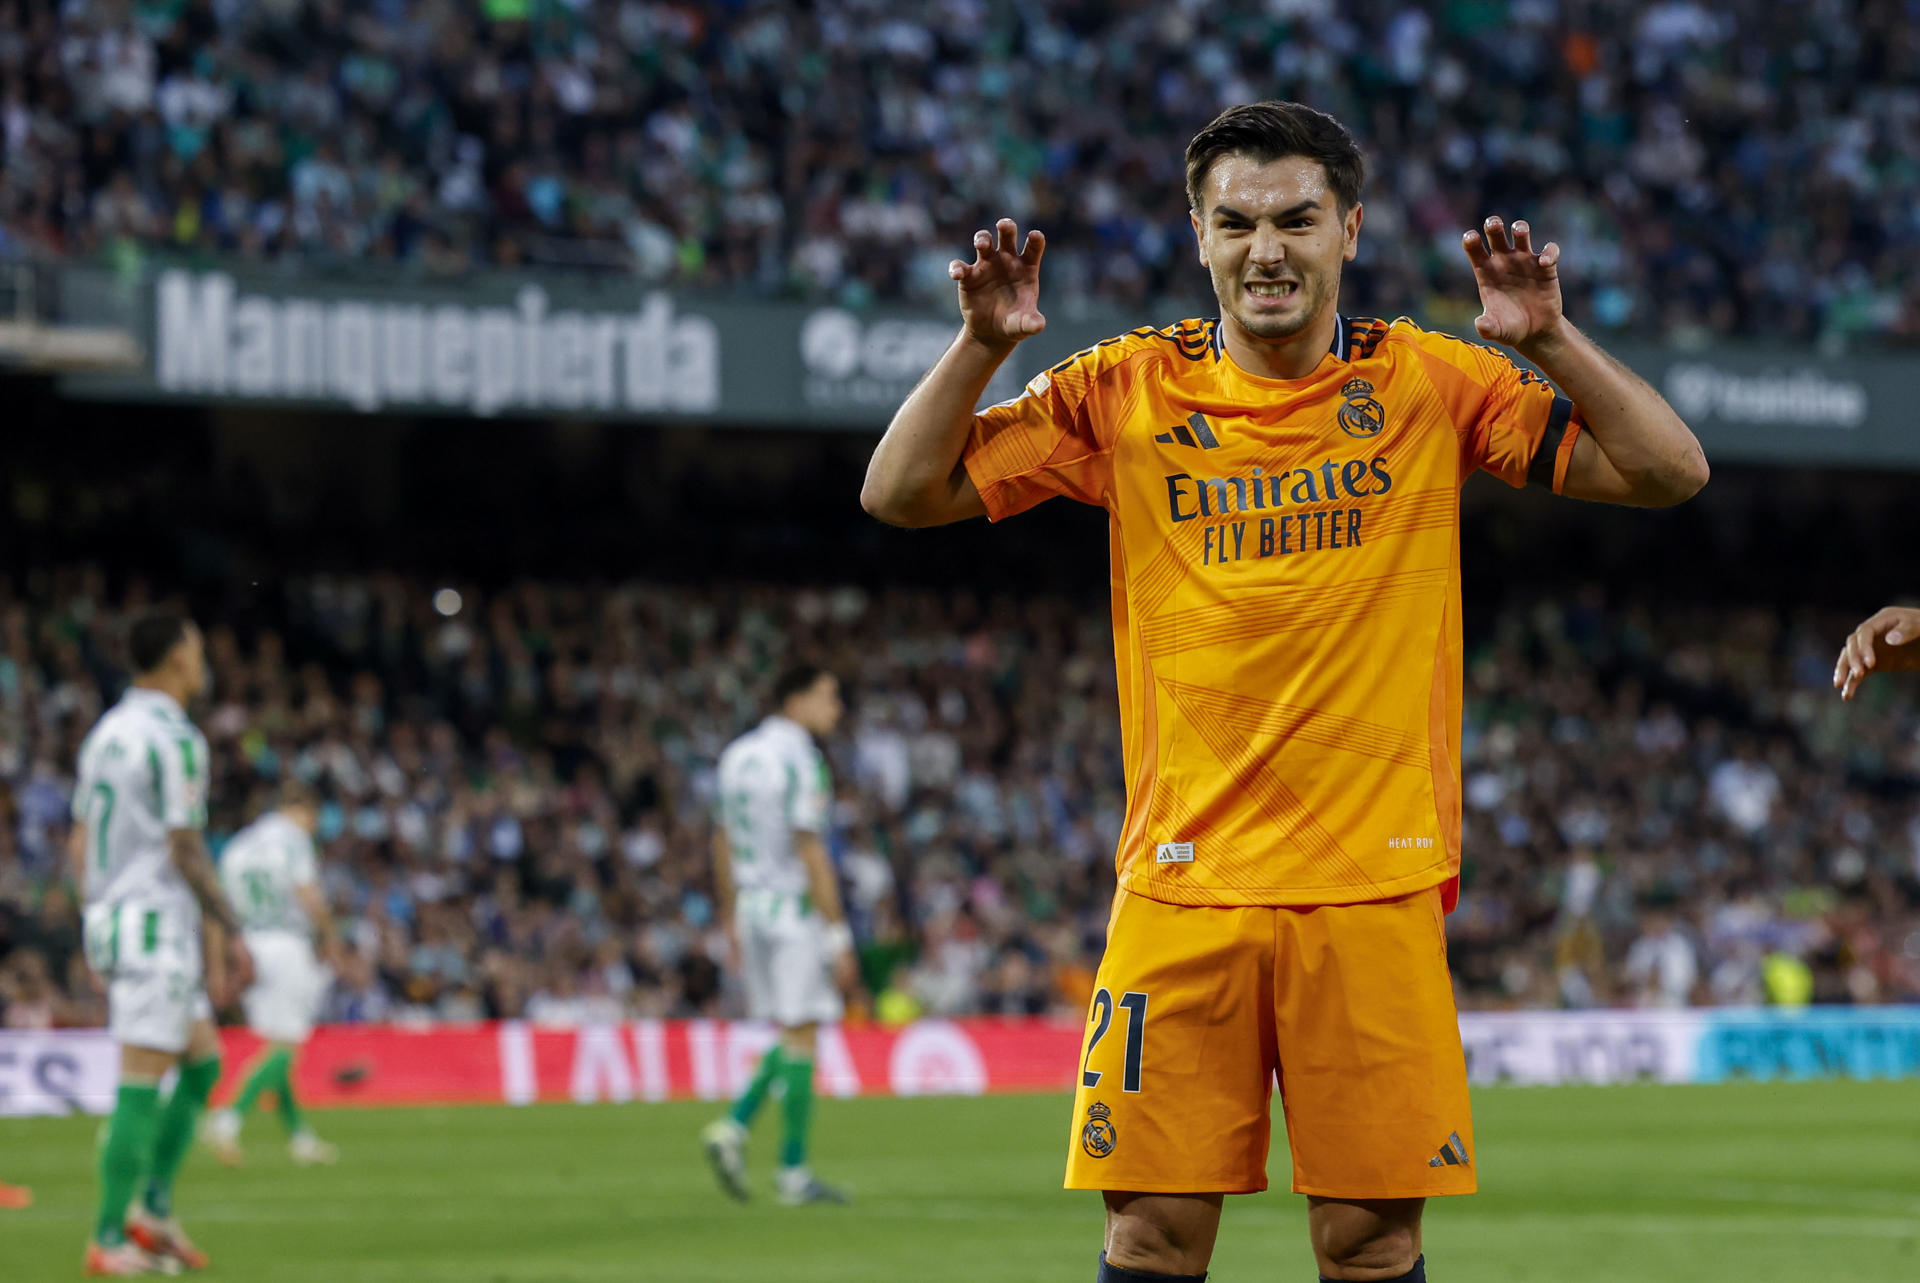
[1081,988,1148,1093]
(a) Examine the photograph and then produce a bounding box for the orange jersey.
[963,315,1583,909]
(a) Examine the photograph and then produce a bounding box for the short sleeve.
[157,727,209,831]
[961,347,1119,521]
[788,750,830,835]
[289,834,320,888]
[1410,329,1583,492]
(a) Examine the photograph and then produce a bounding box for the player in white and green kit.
[202,781,339,1167]
[702,665,858,1206]
[71,610,252,1277]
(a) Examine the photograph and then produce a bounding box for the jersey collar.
[122,684,186,717]
[1210,314,1353,366]
[1211,314,1353,390]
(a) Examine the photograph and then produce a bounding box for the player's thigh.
[1276,886,1474,1199]
[109,968,197,1059]
[243,936,321,1043]
[768,923,841,1028]
[736,918,781,1021]
[1064,889,1276,1195]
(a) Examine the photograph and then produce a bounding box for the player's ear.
[1190,207,1207,268]
[1344,202,1363,263]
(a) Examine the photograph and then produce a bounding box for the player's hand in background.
[951,218,1046,351]
[227,934,256,997]
[1462,216,1564,352]
[1834,605,1920,699]
[831,947,860,1000]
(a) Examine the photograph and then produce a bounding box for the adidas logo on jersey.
[1154,413,1220,449]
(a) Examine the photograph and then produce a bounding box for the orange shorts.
[1063,885,1475,1199]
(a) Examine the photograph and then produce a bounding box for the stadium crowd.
[0,0,1917,343]
[2,567,1918,1032]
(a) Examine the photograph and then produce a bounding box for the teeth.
[1247,282,1296,297]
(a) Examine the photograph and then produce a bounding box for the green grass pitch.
[4,1081,1918,1281]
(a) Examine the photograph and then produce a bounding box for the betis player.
[71,610,254,1276]
[701,664,858,1207]
[862,102,1708,1283]
[202,781,340,1167]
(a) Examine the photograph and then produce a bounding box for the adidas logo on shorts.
[1427,1131,1470,1168]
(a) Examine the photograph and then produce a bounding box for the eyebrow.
[1213,199,1323,223]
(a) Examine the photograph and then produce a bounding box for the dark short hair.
[277,774,320,810]
[1185,101,1366,214]
[772,663,834,708]
[128,608,193,675]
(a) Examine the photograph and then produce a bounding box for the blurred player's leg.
[0,1180,32,1208]
[126,1014,220,1271]
[93,1072,163,1253]
[703,1042,784,1201]
[771,1023,846,1205]
[212,931,335,1166]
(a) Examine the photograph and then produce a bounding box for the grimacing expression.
[1191,153,1362,344]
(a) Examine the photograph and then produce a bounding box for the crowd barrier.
[4,1009,1918,1117]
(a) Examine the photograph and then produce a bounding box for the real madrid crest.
[1337,377,1386,439]
[1081,1100,1117,1158]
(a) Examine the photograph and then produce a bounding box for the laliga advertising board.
[3,1011,1919,1117]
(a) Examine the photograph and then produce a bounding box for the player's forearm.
[169,830,241,933]
[710,831,735,910]
[296,885,338,951]
[797,835,847,925]
[1520,316,1704,507]
[861,330,1009,527]
[1518,319,1708,506]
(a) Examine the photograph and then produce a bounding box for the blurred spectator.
[1623,907,1699,1009]
[0,1,1915,343]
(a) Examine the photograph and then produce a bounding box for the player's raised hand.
[951,218,1046,349]
[1462,216,1564,351]
[1833,605,1920,699]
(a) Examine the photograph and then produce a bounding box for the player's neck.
[1219,308,1339,381]
[130,676,187,707]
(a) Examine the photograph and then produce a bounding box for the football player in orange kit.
[862,101,1708,1283]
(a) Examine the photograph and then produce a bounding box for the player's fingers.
[1483,215,1512,253]
[949,259,968,281]
[1539,241,1561,269]
[1512,220,1534,254]
[1859,627,1877,670]
[1461,229,1491,267]
[1473,313,1498,338]
[1021,227,1047,266]
[995,217,1019,256]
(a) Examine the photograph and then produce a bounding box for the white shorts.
[108,970,213,1055]
[241,931,329,1045]
[86,902,209,1055]
[739,913,842,1028]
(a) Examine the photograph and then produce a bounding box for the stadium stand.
[3,566,1917,1034]
[0,0,1917,341]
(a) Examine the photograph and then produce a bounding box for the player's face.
[793,674,844,737]
[175,624,210,703]
[1191,154,1362,344]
